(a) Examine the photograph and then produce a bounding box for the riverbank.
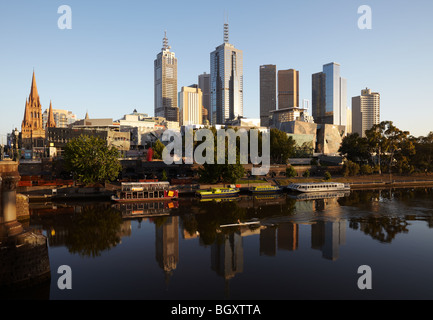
[17,173,433,202]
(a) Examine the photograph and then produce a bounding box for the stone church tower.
[21,71,47,151]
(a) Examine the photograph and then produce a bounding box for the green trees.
[63,135,122,185]
[286,166,297,178]
[270,128,296,164]
[340,121,430,175]
[152,140,165,160]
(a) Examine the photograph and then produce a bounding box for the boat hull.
[196,192,239,199]
[111,196,178,203]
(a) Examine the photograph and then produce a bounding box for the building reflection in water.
[155,216,179,286]
[311,220,346,261]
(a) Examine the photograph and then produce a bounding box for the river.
[8,187,433,300]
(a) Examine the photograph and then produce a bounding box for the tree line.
[339,121,433,175]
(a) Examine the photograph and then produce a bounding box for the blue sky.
[1,0,432,142]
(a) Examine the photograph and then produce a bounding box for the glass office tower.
[210,24,243,125]
[312,62,347,127]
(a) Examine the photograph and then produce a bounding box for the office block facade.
[179,86,203,126]
[352,88,380,137]
[210,23,243,125]
[259,64,276,127]
[278,69,299,110]
[154,32,179,122]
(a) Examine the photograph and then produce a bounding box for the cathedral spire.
[30,70,39,100]
[47,100,56,128]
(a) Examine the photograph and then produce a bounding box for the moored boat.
[249,185,282,194]
[286,182,350,193]
[195,185,240,198]
[112,182,179,202]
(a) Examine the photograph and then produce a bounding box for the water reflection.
[26,187,433,299]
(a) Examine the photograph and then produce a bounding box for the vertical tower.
[312,62,347,127]
[278,69,299,110]
[21,71,46,151]
[154,31,179,122]
[210,22,243,125]
[259,65,276,127]
[179,85,203,126]
[198,72,211,123]
[352,88,380,137]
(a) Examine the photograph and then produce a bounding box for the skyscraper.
[352,88,380,137]
[198,72,211,123]
[179,85,203,126]
[312,62,347,127]
[278,69,299,110]
[259,65,276,127]
[154,31,179,122]
[210,22,243,125]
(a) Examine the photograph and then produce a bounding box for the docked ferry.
[286,182,350,193]
[195,186,240,199]
[249,185,282,195]
[111,182,179,203]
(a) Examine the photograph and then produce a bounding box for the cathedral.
[21,71,56,156]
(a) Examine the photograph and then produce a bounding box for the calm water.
[13,188,433,299]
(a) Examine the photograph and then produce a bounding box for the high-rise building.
[179,85,203,126]
[198,72,211,123]
[154,31,179,122]
[21,71,46,151]
[210,22,243,125]
[312,62,347,127]
[259,65,276,127]
[42,107,77,128]
[278,69,299,110]
[352,88,380,137]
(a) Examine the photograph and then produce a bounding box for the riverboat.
[249,185,282,194]
[195,186,240,199]
[111,182,179,203]
[286,182,350,193]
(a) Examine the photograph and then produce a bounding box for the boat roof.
[290,182,346,186]
[121,182,170,185]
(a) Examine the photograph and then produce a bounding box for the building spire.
[224,12,229,43]
[162,30,170,51]
[47,100,56,128]
[30,69,39,99]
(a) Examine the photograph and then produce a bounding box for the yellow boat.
[249,185,282,194]
[195,186,240,199]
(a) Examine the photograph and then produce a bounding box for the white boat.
[286,182,350,193]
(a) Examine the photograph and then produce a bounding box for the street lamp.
[13,128,19,161]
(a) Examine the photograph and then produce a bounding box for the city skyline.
[1,0,433,140]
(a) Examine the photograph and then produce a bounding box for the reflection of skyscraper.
[155,216,179,283]
[211,232,243,279]
[277,223,299,251]
[311,220,346,260]
[260,226,277,256]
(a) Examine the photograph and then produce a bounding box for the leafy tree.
[342,160,360,177]
[270,128,296,164]
[63,135,122,185]
[286,166,297,178]
[161,169,168,181]
[303,169,310,178]
[339,132,370,163]
[324,171,332,180]
[152,139,165,160]
[198,126,245,184]
[360,164,373,175]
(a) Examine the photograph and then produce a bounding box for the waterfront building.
[352,88,380,137]
[154,31,179,122]
[179,85,203,126]
[312,62,347,127]
[259,64,277,127]
[210,22,243,125]
[278,69,299,110]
